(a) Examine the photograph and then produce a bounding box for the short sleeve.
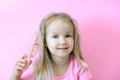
[79,69,92,80]
[21,68,35,80]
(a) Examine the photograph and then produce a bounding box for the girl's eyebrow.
[50,30,73,34]
[52,31,72,34]
[67,31,73,33]
[52,32,58,34]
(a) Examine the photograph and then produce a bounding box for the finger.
[16,59,27,67]
[16,62,26,68]
[16,64,26,72]
[18,54,27,60]
[18,58,27,64]
[16,60,30,72]
[29,59,32,65]
[26,54,32,67]
[28,32,39,58]
[16,54,27,64]
[16,65,24,71]
[16,55,29,66]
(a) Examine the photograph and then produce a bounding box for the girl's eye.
[52,35,58,38]
[65,35,72,38]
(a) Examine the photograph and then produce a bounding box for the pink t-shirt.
[21,57,92,80]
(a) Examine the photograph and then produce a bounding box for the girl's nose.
[59,37,66,45]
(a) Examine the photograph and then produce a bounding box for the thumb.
[29,59,32,65]
[26,55,32,66]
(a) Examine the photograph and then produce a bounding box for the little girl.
[11,12,92,80]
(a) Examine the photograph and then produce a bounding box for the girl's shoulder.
[70,56,93,80]
[70,56,88,69]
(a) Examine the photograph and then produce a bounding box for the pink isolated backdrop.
[0,0,120,80]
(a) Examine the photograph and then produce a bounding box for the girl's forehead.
[46,20,73,34]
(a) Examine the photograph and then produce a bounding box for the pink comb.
[27,32,39,59]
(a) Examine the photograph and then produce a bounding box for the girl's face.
[45,19,74,58]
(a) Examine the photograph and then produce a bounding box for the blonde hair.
[33,12,85,80]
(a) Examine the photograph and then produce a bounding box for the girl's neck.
[51,55,70,66]
[51,55,70,76]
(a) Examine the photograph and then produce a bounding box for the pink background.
[0,0,120,80]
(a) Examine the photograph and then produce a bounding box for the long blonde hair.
[33,12,85,80]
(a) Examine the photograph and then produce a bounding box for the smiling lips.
[57,48,68,50]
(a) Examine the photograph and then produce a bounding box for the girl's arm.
[10,32,38,80]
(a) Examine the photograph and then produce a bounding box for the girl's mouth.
[57,48,68,50]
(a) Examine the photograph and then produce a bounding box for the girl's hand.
[11,54,32,80]
[14,32,39,76]
[14,54,32,77]
[11,32,39,80]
